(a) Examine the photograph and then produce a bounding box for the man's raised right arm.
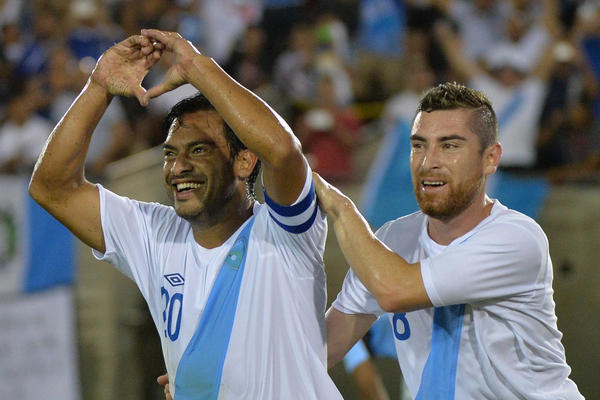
[29,35,160,252]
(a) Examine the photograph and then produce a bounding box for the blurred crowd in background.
[1,0,600,185]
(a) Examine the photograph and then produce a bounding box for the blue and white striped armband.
[263,180,318,234]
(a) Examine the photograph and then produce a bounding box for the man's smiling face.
[162,110,237,221]
[410,108,488,221]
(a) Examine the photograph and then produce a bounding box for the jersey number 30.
[161,287,183,341]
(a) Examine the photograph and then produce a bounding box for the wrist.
[85,77,113,99]
[188,53,221,80]
[82,78,114,106]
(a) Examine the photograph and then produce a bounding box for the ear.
[233,149,259,180]
[483,142,502,176]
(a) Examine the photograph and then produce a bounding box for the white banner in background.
[0,287,80,400]
[0,175,25,295]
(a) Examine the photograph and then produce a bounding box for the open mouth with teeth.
[175,182,203,192]
[422,180,446,188]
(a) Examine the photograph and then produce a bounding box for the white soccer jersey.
[334,200,583,399]
[93,172,342,399]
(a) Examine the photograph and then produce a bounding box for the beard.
[414,172,484,221]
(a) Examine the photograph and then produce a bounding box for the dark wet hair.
[163,92,261,200]
[416,82,498,151]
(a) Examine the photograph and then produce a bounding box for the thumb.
[133,85,149,107]
[312,172,327,194]
[144,81,173,103]
[157,373,169,385]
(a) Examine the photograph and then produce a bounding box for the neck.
[426,194,494,246]
[191,200,254,249]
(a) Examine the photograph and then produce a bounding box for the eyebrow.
[162,140,216,151]
[410,134,468,142]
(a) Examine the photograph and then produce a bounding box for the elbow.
[268,135,303,169]
[375,289,429,314]
[28,169,74,207]
[28,173,45,204]
[365,276,406,313]
[373,284,415,313]
[28,176,53,209]
[376,294,405,314]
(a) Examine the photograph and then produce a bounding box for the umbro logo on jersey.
[164,273,185,287]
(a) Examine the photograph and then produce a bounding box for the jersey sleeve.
[332,220,400,317]
[91,184,168,298]
[332,268,385,317]
[420,217,548,307]
[262,164,319,234]
[258,163,329,281]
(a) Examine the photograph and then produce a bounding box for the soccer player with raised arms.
[29,30,342,399]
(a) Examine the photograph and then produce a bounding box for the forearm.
[184,55,301,168]
[434,23,478,81]
[30,80,111,198]
[326,308,375,368]
[326,194,430,312]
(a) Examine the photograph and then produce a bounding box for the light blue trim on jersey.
[497,89,525,133]
[343,339,370,373]
[174,217,255,400]
[416,304,465,400]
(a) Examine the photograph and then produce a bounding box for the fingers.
[157,373,169,385]
[312,172,327,192]
[134,85,150,107]
[157,373,173,400]
[124,34,154,54]
[141,29,181,49]
[142,81,171,105]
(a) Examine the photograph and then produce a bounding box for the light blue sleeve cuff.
[342,339,370,373]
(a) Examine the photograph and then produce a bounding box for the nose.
[170,153,193,176]
[416,145,441,171]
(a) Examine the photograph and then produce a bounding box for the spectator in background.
[296,73,362,183]
[537,39,598,171]
[0,19,49,80]
[542,94,600,184]
[43,45,133,178]
[224,24,293,122]
[444,0,511,64]
[573,1,600,119]
[260,0,307,71]
[435,13,558,169]
[0,83,53,174]
[352,0,406,102]
[274,19,353,110]
[67,0,123,62]
[225,25,270,93]
[201,0,262,64]
[0,0,23,28]
[380,36,437,134]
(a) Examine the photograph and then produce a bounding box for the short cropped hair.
[163,92,261,200]
[416,82,498,151]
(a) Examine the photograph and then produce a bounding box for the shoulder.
[491,204,546,238]
[376,211,425,238]
[476,203,548,256]
[98,184,182,230]
[375,211,425,256]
